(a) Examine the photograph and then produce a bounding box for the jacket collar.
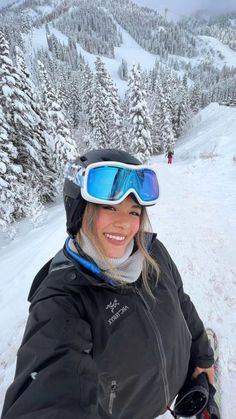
[28,233,157,301]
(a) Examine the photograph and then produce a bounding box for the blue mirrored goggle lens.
[136,169,159,201]
[87,166,159,202]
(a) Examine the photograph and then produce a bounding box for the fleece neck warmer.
[69,229,144,283]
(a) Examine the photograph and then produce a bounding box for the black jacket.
[1,237,214,419]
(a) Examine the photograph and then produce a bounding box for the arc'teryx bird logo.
[105,299,129,326]
[106,298,120,314]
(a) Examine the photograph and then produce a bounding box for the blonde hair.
[76,202,160,296]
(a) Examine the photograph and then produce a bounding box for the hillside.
[175,102,236,160]
[1,0,236,81]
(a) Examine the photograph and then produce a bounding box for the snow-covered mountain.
[0,103,235,418]
[1,0,235,116]
[2,0,236,75]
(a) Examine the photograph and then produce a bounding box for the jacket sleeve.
[1,274,100,419]
[169,254,214,369]
[156,240,214,369]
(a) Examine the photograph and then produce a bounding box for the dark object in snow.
[167,150,174,164]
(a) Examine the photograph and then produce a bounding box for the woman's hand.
[192,366,215,385]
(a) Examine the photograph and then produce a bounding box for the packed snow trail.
[0,104,235,418]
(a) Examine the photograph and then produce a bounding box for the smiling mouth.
[104,233,126,243]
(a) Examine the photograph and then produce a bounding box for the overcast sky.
[134,0,236,19]
[1,0,236,15]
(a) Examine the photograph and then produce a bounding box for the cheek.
[131,218,141,236]
[95,210,111,234]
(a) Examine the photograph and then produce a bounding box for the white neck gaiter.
[69,229,144,283]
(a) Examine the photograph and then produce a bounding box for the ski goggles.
[68,161,159,206]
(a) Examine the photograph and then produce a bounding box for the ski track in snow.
[0,104,236,418]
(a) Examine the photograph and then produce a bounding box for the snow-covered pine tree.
[0,32,24,228]
[127,65,152,163]
[105,71,124,148]
[55,1,120,58]
[81,63,94,116]
[37,60,77,181]
[190,81,202,113]
[161,101,175,158]
[176,78,191,137]
[90,75,108,149]
[151,78,165,154]
[182,73,188,90]
[118,59,128,81]
[94,56,123,148]
[67,37,79,70]
[152,74,175,157]
[64,72,82,131]
[117,95,130,151]
[15,46,57,203]
[0,101,18,229]
[0,31,48,221]
[162,71,179,138]
[82,131,95,151]
[201,90,211,108]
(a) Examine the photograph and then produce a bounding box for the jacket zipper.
[135,286,170,406]
[109,380,117,415]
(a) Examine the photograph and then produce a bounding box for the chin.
[104,247,126,259]
[106,251,125,258]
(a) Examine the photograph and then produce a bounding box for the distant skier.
[167,150,174,164]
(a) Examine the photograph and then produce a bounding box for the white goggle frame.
[80,161,159,206]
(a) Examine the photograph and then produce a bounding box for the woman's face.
[83,196,142,258]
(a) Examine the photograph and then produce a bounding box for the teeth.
[105,233,125,241]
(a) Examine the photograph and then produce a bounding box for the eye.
[130,211,141,217]
[102,205,115,211]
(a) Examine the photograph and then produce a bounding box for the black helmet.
[63,149,142,236]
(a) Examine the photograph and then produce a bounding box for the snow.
[0,0,52,14]
[229,18,236,28]
[23,22,164,97]
[0,177,8,187]
[23,27,48,52]
[2,85,14,98]
[24,22,236,99]
[169,34,236,72]
[0,162,7,174]
[176,103,236,160]
[37,5,53,15]
[10,0,25,8]
[198,35,236,69]
[49,24,159,97]
[0,103,236,417]
[0,0,18,8]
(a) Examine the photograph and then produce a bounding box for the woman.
[1,149,214,419]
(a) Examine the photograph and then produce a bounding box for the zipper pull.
[109,380,117,414]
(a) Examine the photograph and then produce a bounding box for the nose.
[113,212,130,229]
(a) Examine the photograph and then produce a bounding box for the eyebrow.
[131,205,141,209]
